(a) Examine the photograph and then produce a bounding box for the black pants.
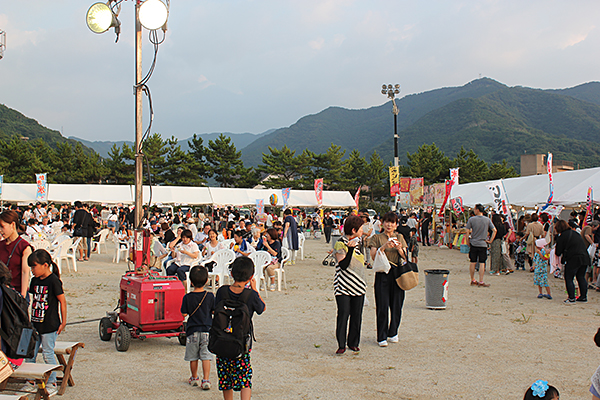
[166,263,190,281]
[335,294,364,349]
[324,226,332,243]
[374,270,405,342]
[564,262,588,300]
[421,227,430,246]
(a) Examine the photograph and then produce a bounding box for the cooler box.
[424,269,449,310]
[119,273,185,331]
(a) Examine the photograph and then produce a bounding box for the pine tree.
[406,143,452,184]
[205,134,244,187]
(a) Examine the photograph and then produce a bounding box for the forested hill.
[0,104,94,152]
[240,78,600,169]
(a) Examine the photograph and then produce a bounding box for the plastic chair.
[52,238,75,274]
[91,229,110,254]
[249,250,271,298]
[113,239,130,263]
[205,249,235,293]
[274,247,290,291]
[220,239,235,250]
[298,232,306,260]
[31,240,51,251]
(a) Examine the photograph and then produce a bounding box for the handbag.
[372,249,391,274]
[393,261,419,290]
[507,231,516,243]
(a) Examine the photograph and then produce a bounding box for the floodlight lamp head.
[382,84,387,90]
[139,0,169,31]
[387,84,392,89]
[394,84,400,89]
[381,89,387,95]
[394,89,399,94]
[86,2,118,34]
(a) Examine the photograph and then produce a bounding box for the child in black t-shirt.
[409,228,419,264]
[181,266,215,390]
[25,249,67,397]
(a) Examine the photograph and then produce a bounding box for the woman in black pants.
[332,215,367,354]
[369,212,408,347]
[420,212,431,246]
[555,219,590,304]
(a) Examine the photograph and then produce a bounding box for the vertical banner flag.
[584,187,593,227]
[35,173,47,202]
[314,178,323,207]
[450,168,460,186]
[354,187,361,210]
[409,178,424,206]
[450,197,464,215]
[546,152,553,205]
[0,175,3,200]
[282,188,291,208]
[486,180,515,230]
[399,177,411,193]
[438,180,454,216]
[389,167,399,196]
[256,199,264,215]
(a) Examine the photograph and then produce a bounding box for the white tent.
[141,186,213,205]
[452,167,600,208]
[48,184,133,204]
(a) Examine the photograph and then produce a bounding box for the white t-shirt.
[194,231,209,244]
[407,218,418,229]
[205,241,225,259]
[373,220,381,233]
[175,241,200,266]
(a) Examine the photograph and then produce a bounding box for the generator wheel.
[115,325,131,352]
[99,317,112,341]
[178,332,186,346]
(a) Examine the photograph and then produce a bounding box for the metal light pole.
[134,3,143,229]
[382,84,401,208]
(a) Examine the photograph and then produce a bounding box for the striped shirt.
[333,237,367,296]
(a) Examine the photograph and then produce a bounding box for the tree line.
[0,133,517,204]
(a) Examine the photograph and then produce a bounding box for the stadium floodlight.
[139,0,169,30]
[86,3,118,34]
[381,83,401,209]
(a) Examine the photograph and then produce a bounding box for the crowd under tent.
[451,166,600,208]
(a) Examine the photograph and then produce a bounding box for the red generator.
[99,272,187,351]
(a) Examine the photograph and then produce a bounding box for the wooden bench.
[1,363,64,400]
[53,341,84,395]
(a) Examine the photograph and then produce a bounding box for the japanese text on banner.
[486,181,514,231]
[389,167,399,196]
[314,178,323,206]
[35,173,47,202]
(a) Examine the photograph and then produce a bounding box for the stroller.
[322,236,341,266]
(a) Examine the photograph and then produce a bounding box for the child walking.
[533,239,552,299]
[514,232,527,271]
[409,228,419,264]
[214,257,265,400]
[25,249,67,397]
[181,266,215,390]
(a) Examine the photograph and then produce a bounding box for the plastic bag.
[372,249,391,274]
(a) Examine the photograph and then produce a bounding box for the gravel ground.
[16,237,600,399]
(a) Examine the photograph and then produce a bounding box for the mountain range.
[2,77,600,172]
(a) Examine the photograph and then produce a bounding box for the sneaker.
[269,284,276,291]
[21,381,37,393]
[189,376,200,386]
[543,294,552,300]
[378,340,388,347]
[201,380,211,390]
[537,294,544,299]
[477,281,490,287]
[387,335,399,343]
[564,298,576,305]
[335,348,346,355]
[576,297,588,302]
[47,383,58,397]
[470,280,478,286]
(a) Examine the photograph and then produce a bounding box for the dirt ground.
[16,237,600,399]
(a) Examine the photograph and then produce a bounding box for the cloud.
[309,37,325,50]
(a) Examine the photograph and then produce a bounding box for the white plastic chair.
[274,247,290,291]
[52,238,75,274]
[51,234,70,248]
[91,229,110,254]
[220,239,235,250]
[113,239,130,263]
[30,240,51,251]
[298,232,306,260]
[205,249,235,293]
[249,250,271,298]
[67,237,82,272]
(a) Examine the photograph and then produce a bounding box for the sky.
[1,0,600,142]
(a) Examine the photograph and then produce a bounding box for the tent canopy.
[452,167,600,208]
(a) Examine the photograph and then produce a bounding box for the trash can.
[424,269,450,309]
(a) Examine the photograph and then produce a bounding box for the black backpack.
[208,288,253,359]
[0,285,38,359]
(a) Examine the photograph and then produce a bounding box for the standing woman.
[369,212,407,347]
[420,212,432,246]
[555,219,589,303]
[333,215,366,354]
[283,209,299,265]
[0,211,32,298]
[490,214,507,275]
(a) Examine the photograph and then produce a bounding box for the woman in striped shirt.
[333,215,367,355]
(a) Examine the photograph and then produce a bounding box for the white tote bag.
[372,249,391,274]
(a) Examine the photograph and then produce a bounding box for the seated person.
[202,229,225,259]
[26,218,42,238]
[194,223,211,249]
[249,227,262,249]
[257,228,282,291]
[166,229,199,281]
[233,230,254,257]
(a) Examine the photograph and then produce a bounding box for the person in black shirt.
[323,211,335,244]
[396,216,411,245]
[555,219,590,303]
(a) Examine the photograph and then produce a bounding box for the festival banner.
[546,152,553,205]
[398,192,411,209]
[0,175,3,200]
[423,185,435,206]
[542,204,564,217]
[314,178,323,207]
[389,167,399,196]
[584,187,593,227]
[281,188,291,208]
[438,180,453,217]
[35,173,47,202]
[409,178,424,206]
[450,197,464,215]
[450,168,460,186]
[433,182,446,205]
[399,177,411,193]
[486,180,514,230]
[255,199,264,215]
[354,187,361,210]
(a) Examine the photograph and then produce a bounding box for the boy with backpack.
[181,266,215,390]
[209,257,265,399]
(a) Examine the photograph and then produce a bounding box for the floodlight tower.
[382,84,401,208]
[0,30,6,60]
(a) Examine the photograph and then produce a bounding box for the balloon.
[269,194,278,206]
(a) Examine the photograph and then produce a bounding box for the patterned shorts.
[216,350,252,391]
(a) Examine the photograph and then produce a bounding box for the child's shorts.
[411,247,419,258]
[184,332,212,362]
[216,350,252,391]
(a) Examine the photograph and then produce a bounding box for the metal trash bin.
[424,269,449,309]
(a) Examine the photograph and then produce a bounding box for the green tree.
[452,146,489,183]
[187,134,210,182]
[104,143,134,184]
[311,144,346,190]
[141,133,168,184]
[163,137,206,186]
[257,145,312,189]
[365,151,387,202]
[234,167,261,188]
[0,136,54,183]
[487,159,519,180]
[205,134,245,187]
[406,143,452,184]
[341,149,367,192]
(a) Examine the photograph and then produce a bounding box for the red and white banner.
[314,178,323,207]
[354,187,361,210]
[450,168,459,186]
[36,173,47,202]
[486,180,514,231]
[450,197,464,214]
[438,180,454,217]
